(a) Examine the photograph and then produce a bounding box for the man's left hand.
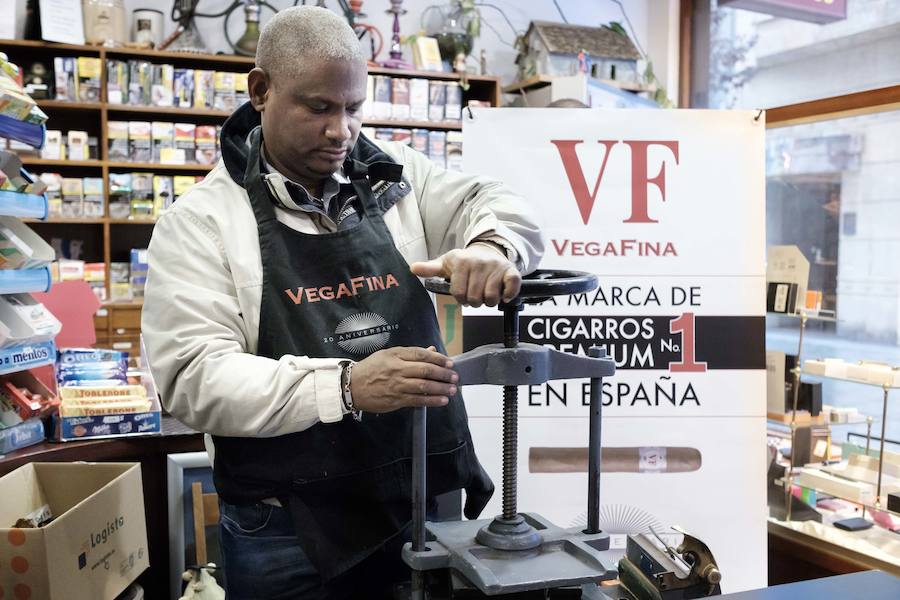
[410,244,521,307]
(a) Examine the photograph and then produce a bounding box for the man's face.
[250,58,367,183]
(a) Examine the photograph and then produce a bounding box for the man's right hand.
[350,346,458,413]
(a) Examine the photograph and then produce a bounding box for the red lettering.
[306,288,320,303]
[336,283,352,299]
[371,276,385,290]
[550,139,617,225]
[385,273,399,288]
[552,239,569,254]
[285,288,304,304]
[622,140,679,224]
[571,242,584,256]
[320,287,335,300]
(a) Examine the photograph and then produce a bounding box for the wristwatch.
[339,361,363,421]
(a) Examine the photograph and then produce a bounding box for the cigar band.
[639,447,668,473]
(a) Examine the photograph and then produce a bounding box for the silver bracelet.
[340,361,363,422]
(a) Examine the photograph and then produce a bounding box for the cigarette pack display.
[107,121,129,161]
[444,82,462,120]
[428,81,446,121]
[193,70,215,109]
[76,57,102,102]
[66,130,88,161]
[41,129,63,160]
[0,216,55,270]
[82,177,104,217]
[131,248,148,297]
[173,68,194,108]
[391,78,410,120]
[108,172,131,197]
[213,71,236,112]
[87,135,99,159]
[374,128,393,141]
[194,125,218,165]
[110,262,129,284]
[427,130,446,168]
[128,121,152,163]
[153,175,173,214]
[373,76,392,120]
[174,122,196,164]
[411,129,428,154]
[130,173,153,220]
[446,131,463,171]
[151,63,174,107]
[391,129,412,146]
[234,72,249,106]
[409,79,429,121]
[53,57,76,101]
[363,75,374,118]
[39,173,62,217]
[84,262,105,284]
[128,60,152,105]
[173,175,196,201]
[151,121,175,163]
[61,177,83,217]
[106,59,128,104]
[58,259,84,281]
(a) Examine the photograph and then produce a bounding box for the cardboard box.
[0,463,148,599]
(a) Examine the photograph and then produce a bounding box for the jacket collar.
[221,102,403,188]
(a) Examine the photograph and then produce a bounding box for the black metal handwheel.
[424,269,598,303]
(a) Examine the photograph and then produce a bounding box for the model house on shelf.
[516,21,641,83]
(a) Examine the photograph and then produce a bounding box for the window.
[688,0,900,441]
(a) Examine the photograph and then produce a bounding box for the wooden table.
[0,417,205,599]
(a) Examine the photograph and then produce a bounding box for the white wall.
[15,0,673,90]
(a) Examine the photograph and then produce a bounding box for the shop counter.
[0,416,205,599]
[768,518,900,583]
[721,570,900,599]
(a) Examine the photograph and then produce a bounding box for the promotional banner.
[461,108,767,593]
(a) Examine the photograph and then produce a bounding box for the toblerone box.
[0,463,149,600]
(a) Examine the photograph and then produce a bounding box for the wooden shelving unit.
[1,38,501,347]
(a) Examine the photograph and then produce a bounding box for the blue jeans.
[219,500,413,600]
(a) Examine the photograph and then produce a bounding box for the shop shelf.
[0,113,45,149]
[0,267,52,295]
[0,339,56,375]
[0,190,48,219]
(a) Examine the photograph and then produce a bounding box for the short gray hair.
[256,6,365,81]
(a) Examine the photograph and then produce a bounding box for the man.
[142,6,542,599]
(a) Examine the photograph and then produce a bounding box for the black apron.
[212,127,492,581]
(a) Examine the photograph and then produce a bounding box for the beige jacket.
[142,139,543,438]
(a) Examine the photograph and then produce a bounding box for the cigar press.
[403,270,723,599]
[403,270,618,598]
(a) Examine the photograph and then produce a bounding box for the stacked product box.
[363,75,464,124]
[130,249,147,298]
[36,130,99,161]
[53,348,161,440]
[94,57,247,110]
[31,175,105,218]
[108,173,200,219]
[107,121,220,164]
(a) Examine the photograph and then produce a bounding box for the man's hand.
[410,244,521,307]
[351,346,458,413]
